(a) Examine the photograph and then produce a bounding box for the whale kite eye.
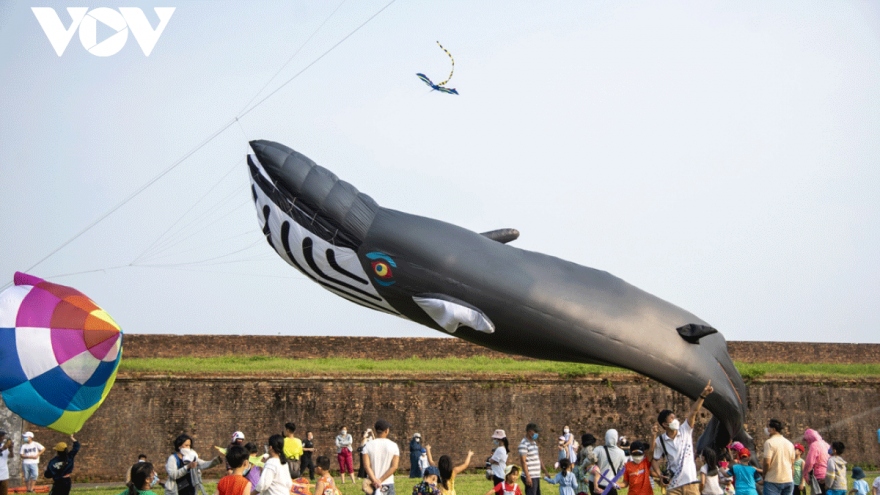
[365,251,397,286]
[372,261,393,279]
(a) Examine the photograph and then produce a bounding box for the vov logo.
[32,7,175,57]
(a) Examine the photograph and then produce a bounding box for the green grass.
[69,471,880,495]
[118,356,880,379]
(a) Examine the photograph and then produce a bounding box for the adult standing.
[19,432,44,494]
[301,432,315,481]
[44,435,80,495]
[255,435,292,495]
[409,434,423,478]
[282,423,303,479]
[802,429,830,495]
[763,420,795,495]
[335,427,355,485]
[0,430,12,495]
[593,429,626,495]
[489,430,509,487]
[362,420,400,495]
[652,381,714,495]
[356,428,374,481]
[561,427,576,463]
[519,423,548,495]
[164,433,221,495]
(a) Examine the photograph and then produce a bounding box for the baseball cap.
[424,466,440,478]
[232,431,245,442]
[54,442,68,452]
[413,433,421,438]
[504,465,520,475]
[739,447,751,458]
[23,432,34,438]
[492,429,507,440]
[794,443,804,452]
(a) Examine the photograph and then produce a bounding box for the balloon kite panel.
[0,272,122,434]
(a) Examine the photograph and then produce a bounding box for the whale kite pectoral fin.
[413,294,495,334]
[480,229,520,244]
[676,323,719,344]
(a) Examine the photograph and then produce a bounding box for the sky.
[1,1,879,342]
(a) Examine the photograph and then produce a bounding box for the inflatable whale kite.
[246,139,751,451]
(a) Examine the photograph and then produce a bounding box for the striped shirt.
[518,438,541,479]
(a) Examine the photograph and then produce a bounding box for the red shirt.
[493,481,522,495]
[622,458,653,495]
[218,475,250,495]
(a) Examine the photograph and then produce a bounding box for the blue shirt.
[732,464,759,495]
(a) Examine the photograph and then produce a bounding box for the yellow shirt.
[283,437,303,460]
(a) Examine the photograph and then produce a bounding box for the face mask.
[667,420,680,431]
[150,474,159,487]
[341,431,347,436]
[827,448,833,455]
[632,455,644,464]
[564,428,570,434]
[493,440,500,446]
[415,438,420,442]
[243,466,251,476]
[179,448,193,458]
[532,433,539,441]
[764,428,771,436]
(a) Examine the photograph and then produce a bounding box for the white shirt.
[490,446,508,479]
[363,438,400,486]
[255,457,292,495]
[873,477,880,492]
[700,464,724,495]
[0,446,10,481]
[21,442,44,466]
[653,420,698,489]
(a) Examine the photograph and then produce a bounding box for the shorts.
[669,483,701,495]
[23,464,39,481]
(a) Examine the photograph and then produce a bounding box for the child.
[215,445,252,495]
[699,447,724,495]
[825,443,847,495]
[414,465,442,495]
[850,467,869,495]
[793,444,806,495]
[44,434,80,495]
[314,456,340,495]
[544,458,577,495]
[485,465,522,495]
[731,448,761,495]
[618,441,653,495]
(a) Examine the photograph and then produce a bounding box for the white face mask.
[631,455,645,464]
[341,431,347,436]
[564,428,570,434]
[150,474,159,487]
[179,447,194,459]
[667,419,680,431]
[764,427,771,436]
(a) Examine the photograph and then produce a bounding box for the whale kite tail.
[697,417,755,455]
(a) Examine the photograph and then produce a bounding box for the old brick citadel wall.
[15,337,880,483]
[124,335,880,363]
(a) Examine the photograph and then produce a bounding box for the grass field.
[119,356,880,379]
[69,471,880,495]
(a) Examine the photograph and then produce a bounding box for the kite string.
[1,0,398,291]
[436,41,455,87]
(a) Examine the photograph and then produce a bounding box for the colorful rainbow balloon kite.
[0,272,122,434]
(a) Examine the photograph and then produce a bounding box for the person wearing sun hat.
[850,467,869,495]
[488,429,509,486]
[44,434,80,495]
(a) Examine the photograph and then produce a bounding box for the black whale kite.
[246,139,751,452]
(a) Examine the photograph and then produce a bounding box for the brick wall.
[123,335,880,363]
[22,375,880,483]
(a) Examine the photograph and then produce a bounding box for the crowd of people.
[0,383,877,495]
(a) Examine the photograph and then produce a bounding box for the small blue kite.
[416,41,459,95]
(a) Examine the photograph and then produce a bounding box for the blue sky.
[1,0,879,342]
